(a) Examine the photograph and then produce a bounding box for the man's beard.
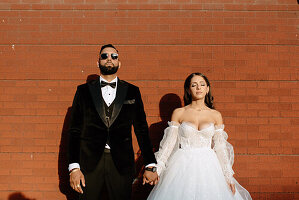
[99,63,119,75]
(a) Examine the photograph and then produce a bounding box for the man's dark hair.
[99,44,118,54]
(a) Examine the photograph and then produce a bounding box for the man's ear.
[119,61,121,69]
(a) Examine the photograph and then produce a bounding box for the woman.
[147,73,252,200]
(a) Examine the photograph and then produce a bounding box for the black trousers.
[80,149,133,200]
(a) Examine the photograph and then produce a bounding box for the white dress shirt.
[100,76,118,108]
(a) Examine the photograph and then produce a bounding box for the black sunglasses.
[100,53,118,60]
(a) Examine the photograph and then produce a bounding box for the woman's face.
[189,75,209,101]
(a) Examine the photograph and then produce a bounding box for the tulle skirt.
[147,147,251,200]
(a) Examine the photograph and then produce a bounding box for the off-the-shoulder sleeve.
[154,121,179,176]
[212,124,235,184]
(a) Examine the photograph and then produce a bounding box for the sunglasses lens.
[111,53,118,60]
[101,53,108,59]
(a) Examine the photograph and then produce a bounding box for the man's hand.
[142,169,159,185]
[69,169,85,194]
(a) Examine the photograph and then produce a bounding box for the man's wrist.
[145,166,157,173]
[69,168,79,175]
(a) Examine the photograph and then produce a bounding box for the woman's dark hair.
[183,73,214,109]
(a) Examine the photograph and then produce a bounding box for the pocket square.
[124,99,135,104]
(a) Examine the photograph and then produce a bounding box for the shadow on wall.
[58,74,99,200]
[132,93,182,200]
[8,192,35,200]
[58,106,79,200]
[149,93,182,152]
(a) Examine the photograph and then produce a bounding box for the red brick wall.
[0,0,298,199]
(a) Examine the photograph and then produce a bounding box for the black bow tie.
[101,81,116,89]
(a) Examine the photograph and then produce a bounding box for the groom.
[67,44,158,200]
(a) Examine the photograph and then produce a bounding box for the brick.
[248,132,269,140]
[213,24,234,31]
[9,183,33,191]
[32,168,57,176]
[43,191,66,199]
[249,177,271,185]
[258,111,280,117]
[259,140,281,147]
[1,145,23,152]
[11,169,32,176]
[0,176,20,184]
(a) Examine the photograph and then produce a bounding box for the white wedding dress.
[147,122,252,200]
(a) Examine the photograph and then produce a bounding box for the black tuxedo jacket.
[68,78,157,174]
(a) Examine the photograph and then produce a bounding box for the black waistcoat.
[102,97,115,145]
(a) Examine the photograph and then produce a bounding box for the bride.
[147,73,252,200]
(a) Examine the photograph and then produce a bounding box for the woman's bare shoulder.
[171,106,187,122]
[210,109,223,125]
[172,107,185,116]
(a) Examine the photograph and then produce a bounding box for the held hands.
[69,168,85,194]
[142,167,159,186]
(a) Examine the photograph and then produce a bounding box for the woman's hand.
[228,182,236,195]
[143,171,159,185]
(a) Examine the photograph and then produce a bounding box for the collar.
[100,76,118,85]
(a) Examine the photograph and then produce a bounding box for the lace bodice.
[155,121,235,183]
[179,122,215,149]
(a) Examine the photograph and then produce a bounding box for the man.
[68,44,158,200]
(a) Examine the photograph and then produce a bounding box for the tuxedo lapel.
[88,79,109,127]
[110,78,128,126]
